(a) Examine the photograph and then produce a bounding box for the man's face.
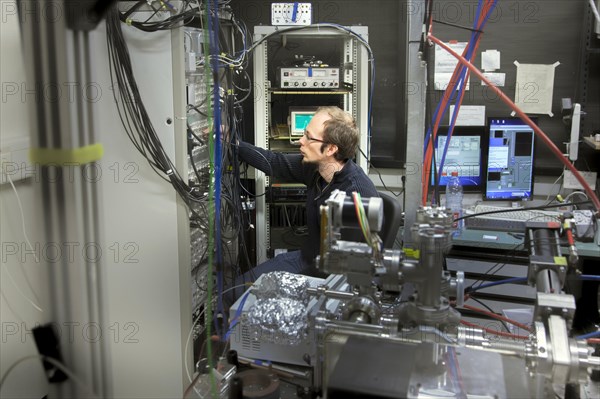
[298,111,333,164]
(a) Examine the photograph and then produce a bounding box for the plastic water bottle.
[445,171,464,235]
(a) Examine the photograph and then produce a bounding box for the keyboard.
[465,204,562,232]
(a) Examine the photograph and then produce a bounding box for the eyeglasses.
[303,130,329,144]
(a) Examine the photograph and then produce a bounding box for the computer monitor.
[431,126,484,192]
[484,117,536,200]
[289,106,318,136]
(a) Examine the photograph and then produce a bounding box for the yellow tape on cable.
[29,144,104,166]
[554,256,567,266]
[403,248,420,259]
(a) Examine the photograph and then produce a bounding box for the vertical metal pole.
[253,30,269,263]
[171,25,193,389]
[403,0,427,247]
[18,1,112,397]
[356,29,370,173]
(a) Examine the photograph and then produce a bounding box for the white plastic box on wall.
[0,136,30,185]
[563,169,597,190]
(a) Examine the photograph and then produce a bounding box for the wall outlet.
[271,3,312,26]
[563,169,597,190]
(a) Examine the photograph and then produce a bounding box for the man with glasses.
[231,106,378,295]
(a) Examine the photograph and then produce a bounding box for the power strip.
[271,3,312,26]
[572,210,594,241]
[563,169,597,190]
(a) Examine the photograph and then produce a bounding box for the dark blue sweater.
[238,141,379,266]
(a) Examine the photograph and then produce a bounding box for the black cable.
[455,200,593,222]
[430,126,439,205]
[121,0,146,19]
[107,6,211,217]
[232,145,274,197]
[187,122,206,146]
[119,1,198,32]
[189,103,208,117]
[420,0,433,56]
[233,70,252,104]
[466,296,512,333]
[112,0,260,321]
[142,2,164,25]
[432,19,484,33]
[226,100,258,276]
[358,147,403,197]
[222,66,260,282]
[188,144,208,198]
[423,35,439,205]
[465,234,568,292]
[466,242,526,290]
[424,0,433,33]
[401,175,407,213]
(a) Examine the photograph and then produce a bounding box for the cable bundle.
[106,7,206,209]
[421,0,498,206]
[352,192,382,256]
[119,0,199,32]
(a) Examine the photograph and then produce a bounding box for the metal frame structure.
[252,25,370,263]
[18,1,113,396]
[230,195,599,397]
[403,0,427,247]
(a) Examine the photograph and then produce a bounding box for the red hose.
[566,228,575,246]
[461,320,530,340]
[422,1,495,205]
[428,34,600,214]
[463,304,531,332]
[421,54,469,204]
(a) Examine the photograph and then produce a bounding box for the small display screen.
[294,114,314,132]
[289,108,318,136]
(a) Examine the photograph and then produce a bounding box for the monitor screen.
[431,127,484,192]
[289,107,318,136]
[484,117,536,200]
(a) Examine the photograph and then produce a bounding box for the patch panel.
[271,3,312,26]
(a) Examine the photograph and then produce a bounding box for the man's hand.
[201,124,231,143]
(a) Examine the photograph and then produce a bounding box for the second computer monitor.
[484,117,536,200]
[432,126,484,192]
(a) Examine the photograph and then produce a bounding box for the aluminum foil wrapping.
[252,271,310,304]
[245,297,308,345]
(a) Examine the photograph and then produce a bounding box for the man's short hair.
[317,106,359,161]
